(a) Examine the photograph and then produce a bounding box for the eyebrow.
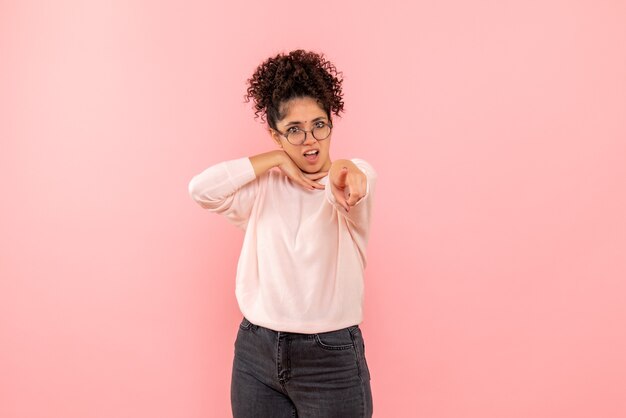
[285,116,327,127]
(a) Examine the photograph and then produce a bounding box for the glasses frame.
[273,121,333,145]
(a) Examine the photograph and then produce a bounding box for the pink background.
[2,1,625,417]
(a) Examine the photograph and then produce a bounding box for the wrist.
[272,149,288,168]
[249,150,288,178]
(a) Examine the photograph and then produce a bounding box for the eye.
[287,126,300,134]
[314,121,326,128]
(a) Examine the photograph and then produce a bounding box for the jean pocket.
[314,327,356,350]
[239,317,252,331]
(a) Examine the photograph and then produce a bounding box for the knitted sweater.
[188,157,377,333]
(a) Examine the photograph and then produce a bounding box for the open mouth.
[303,149,319,163]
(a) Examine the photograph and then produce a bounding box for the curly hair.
[244,49,345,130]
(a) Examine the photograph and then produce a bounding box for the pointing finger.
[335,167,348,188]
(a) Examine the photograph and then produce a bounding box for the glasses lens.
[287,130,306,145]
[312,124,331,140]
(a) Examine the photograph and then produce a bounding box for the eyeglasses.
[274,121,333,145]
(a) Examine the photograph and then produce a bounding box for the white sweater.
[188,157,377,333]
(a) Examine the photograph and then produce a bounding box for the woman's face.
[270,96,332,174]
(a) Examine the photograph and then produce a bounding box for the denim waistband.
[240,316,360,336]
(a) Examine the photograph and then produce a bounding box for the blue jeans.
[231,317,373,417]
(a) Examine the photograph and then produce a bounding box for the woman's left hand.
[329,160,367,212]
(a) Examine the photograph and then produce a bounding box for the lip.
[302,148,319,156]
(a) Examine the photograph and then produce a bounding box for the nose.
[302,132,317,145]
[302,128,318,146]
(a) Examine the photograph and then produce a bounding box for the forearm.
[249,150,286,178]
[188,157,257,208]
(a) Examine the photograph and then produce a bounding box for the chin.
[296,153,330,173]
[300,166,320,174]
[301,161,327,174]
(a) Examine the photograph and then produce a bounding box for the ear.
[268,127,283,148]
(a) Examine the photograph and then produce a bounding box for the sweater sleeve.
[324,158,377,230]
[188,157,259,229]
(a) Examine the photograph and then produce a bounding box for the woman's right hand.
[276,151,326,190]
[248,150,326,191]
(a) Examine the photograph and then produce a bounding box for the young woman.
[188,49,376,417]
